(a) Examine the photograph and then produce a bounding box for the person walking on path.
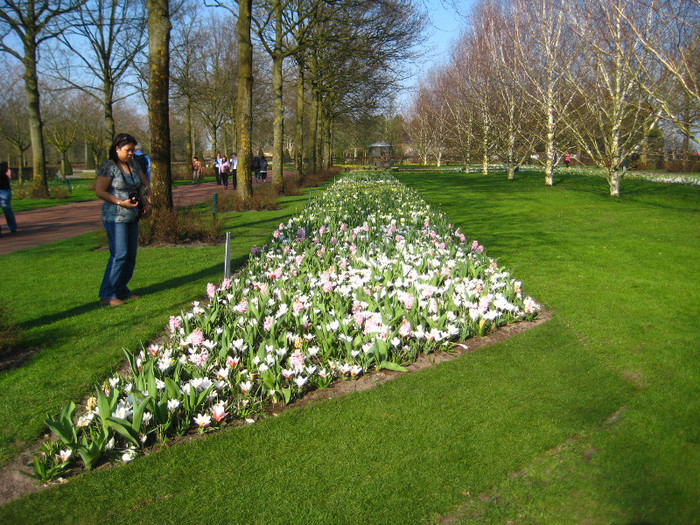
[220,155,231,189]
[94,133,152,306]
[231,153,238,190]
[259,155,268,182]
[252,155,261,182]
[0,162,18,236]
[133,144,151,183]
[214,153,223,185]
[192,156,202,184]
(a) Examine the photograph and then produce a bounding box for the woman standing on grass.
[0,162,18,236]
[95,133,152,306]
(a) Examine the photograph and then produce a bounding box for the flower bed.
[33,172,539,481]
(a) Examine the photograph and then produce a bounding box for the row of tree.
[405,0,699,196]
[0,0,425,205]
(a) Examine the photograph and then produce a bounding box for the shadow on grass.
[17,260,238,331]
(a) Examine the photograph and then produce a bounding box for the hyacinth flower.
[36,172,540,478]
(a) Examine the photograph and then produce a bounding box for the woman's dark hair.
[0,162,8,176]
[108,133,138,162]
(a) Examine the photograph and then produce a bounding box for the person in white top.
[231,153,238,190]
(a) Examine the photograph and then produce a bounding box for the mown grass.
[0,170,698,523]
[0,189,319,468]
[11,179,98,212]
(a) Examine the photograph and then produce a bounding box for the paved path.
[0,181,236,256]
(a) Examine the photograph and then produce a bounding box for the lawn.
[0,170,698,523]
[0,187,322,467]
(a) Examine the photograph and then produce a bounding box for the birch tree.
[565,0,654,196]
[451,28,497,176]
[614,0,700,147]
[483,0,539,179]
[405,85,434,165]
[511,0,572,186]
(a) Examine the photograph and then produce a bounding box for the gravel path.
[0,181,240,256]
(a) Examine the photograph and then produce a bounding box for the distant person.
[95,133,152,306]
[252,155,261,182]
[231,153,238,190]
[259,155,268,182]
[564,153,571,169]
[214,153,223,185]
[0,162,17,236]
[192,156,202,184]
[133,144,151,183]
[220,155,230,189]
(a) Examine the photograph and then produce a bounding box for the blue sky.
[398,0,472,109]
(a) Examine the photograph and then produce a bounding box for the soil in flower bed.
[0,310,551,507]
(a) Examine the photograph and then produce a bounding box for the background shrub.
[171,163,191,181]
[51,186,71,199]
[138,207,223,246]
[217,186,279,212]
[250,185,278,210]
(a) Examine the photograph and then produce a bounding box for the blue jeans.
[0,189,17,232]
[99,220,139,299]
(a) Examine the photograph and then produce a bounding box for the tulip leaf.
[378,361,408,373]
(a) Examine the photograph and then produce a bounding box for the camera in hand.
[128,192,140,205]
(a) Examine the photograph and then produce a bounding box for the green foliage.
[44,402,78,449]
[0,188,325,468]
[26,441,72,484]
[0,172,698,523]
[138,206,224,246]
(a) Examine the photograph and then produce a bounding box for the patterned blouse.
[97,160,143,223]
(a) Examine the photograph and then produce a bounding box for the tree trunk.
[211,125,218,158]
[236,0,254,203]
[230,100,236,156]
[103,79,115,153]
[544,91,555,186]
[315,97,323,173]
[147,0,173,213]
[23,41,49,198]
[309,89,318,174]
[185,96,193,162]
[60,150,73,177]
[271,1,285,195]
[481,107,489,176]
[507,113,516,180]
[294,68,305,185]
[271,52,284,194]
[323,117,331,171]
[608,168,620,197]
